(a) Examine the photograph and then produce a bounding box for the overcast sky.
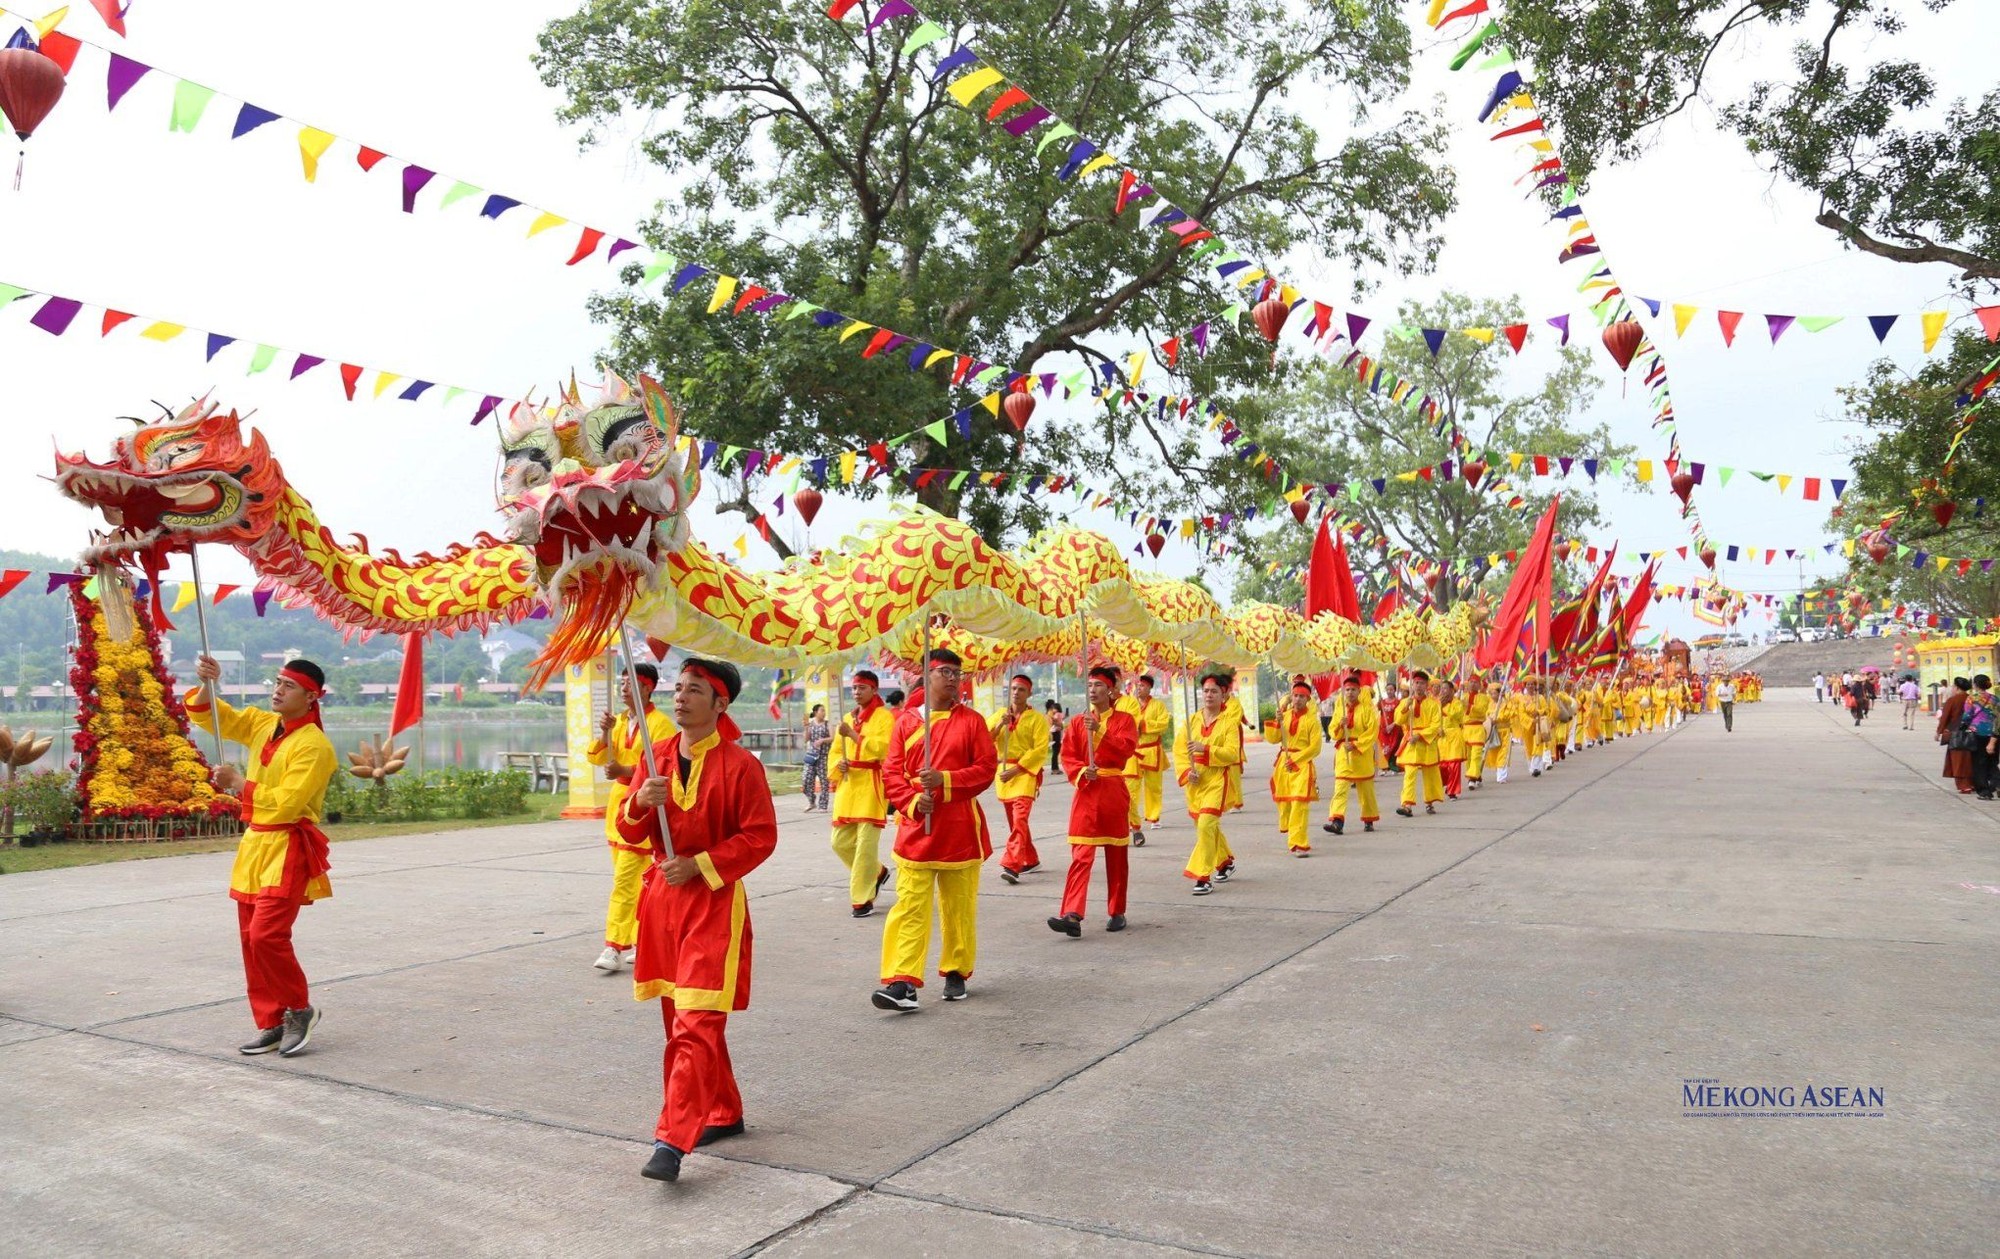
[1,0,1992,643]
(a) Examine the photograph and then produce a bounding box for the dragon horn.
[637,373,678,441]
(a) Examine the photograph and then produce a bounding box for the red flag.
[1305,517,1361,623]
[389,633,425,736]
[1372,589,1402,624]
[1621,561,1658,639]
[89,0,128,37]
[1474,497,1561,670]
[1549,546,1616,655]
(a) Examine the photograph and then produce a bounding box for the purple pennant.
[1867,315,1898,343]
[1766,314,1794,343]
[479,195,522,220]
[290,354,325,378]
[231,103,281,139]
[1191,322,1211,355]
[45,572,82,592]
[1345,313,1370,344]
[204,333,234,361]
[472,395,501,425]
[1558,455,1574,475]
[866,0,915,30]
[1001,105,1051,136]
[931,46,977,82]
[106,54,150,110]
[606,237,639,262]
[1546,314,1571,345]
[750,292,788,313]
[1040,371,1057,395]
[401,165,436,213]
[253,588,274,617]
[28,296,82,336]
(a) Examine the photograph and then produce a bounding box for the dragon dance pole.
[614,625,675,857]
[1078,608,1095,762]
[921,612,934,834]
[185,548,226,765]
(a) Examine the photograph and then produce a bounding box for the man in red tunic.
[1049,664,1140,937]
[872,648,998,1012]
[617,658,778,1184]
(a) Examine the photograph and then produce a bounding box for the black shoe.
[1191,879,1213,896]
[852,902,874,918]
[1425,803,1436,815]
[1322,820,1340,834]
[871,981,919,1012]
[1363,821,1375,832]
[1213,862,1234,883]
[640,1142,684,1181]
[1047,914,1082,938]
[1395,806,1414,818]
[876,865,891,894]
[1130,830,1145,847]
[942,972,969,1001]
[238,1025,282,1056]
[1531,769,1541,778]
[1106,914,1127,932]
[999,867,1020,884]
[1021,863,1041,874]
[696,1120,745,1148]
[278,1005,320,1057]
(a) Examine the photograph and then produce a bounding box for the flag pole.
[614,625,675,857]
[920,613,934,835]
[185,549,225,764]
[1078,608,1095,763]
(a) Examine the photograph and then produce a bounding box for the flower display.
[68,582,227,823]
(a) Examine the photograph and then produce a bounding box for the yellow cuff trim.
[694,851,724,891]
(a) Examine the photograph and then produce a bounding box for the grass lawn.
[2,765,806,876]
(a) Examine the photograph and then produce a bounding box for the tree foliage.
[1496,0,1998,287]
[536,0,1455,546]
[1831,330,2000,619]
[1217,294,1635,607]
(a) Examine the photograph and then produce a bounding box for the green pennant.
[246,344,279,375]
[1474,45,1515,72]
[82,576,99,599]
[0,284,28,307]
[442,386,466,406]
[641,256,678,287]
[1749,471,1774,482]
[782,300,820,321]
[1799,315,1844,333]
[1221,302,1245,325]
[440,180,482,210]
[1448,22,1498,70]
[1183,239,1226,267]
[169,80,217,133]
[720,445,742,470]
[970,366,1004,386]
[1717,467,1734,487]
[1034,121,1078,157]
[923,419,950,444]
[1607,458,1626,475]
[900,20,947,54]
[948,470,969,490]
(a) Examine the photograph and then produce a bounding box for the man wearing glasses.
[188,654,339,1059]
[873,649,998,1011]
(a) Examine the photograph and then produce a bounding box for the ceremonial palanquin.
[57,376,1485,680]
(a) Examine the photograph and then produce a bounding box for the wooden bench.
[502,751,569,794]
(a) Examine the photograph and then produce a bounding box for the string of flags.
[12,569,274,612]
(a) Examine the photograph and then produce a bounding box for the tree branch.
[1815,209,1999,280]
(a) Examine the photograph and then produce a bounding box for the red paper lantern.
[1289,499,1310,524]
[1001,389,1036,432]
[1933,501,1956,529]
[1423,570,1441,589]
[792,487,823,527]
[1252,297,1289,345]
[1462,458,1487,489]
[0,49,65,140]
[1144,532,1166,558]
[1699,547,1717,570]
[1670,470,1696,505]
[1554,540,1574,562]
[1602,319,1644,372]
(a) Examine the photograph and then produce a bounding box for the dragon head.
[56,399,283,572]
[499,373,699,688]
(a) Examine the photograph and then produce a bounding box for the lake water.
[321,718,568,774]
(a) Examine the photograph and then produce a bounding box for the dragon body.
[58,378,1487,680]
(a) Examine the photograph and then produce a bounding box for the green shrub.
[1,770,77,836]
[322,769,532,824]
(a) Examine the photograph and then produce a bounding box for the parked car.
[1773,628,1799,643]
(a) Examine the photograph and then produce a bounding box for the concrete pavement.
[2,690,1993,1256]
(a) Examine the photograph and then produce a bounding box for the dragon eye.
[583,404,658,465]
[499,427,561,498]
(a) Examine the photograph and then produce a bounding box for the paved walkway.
[3,690,1993,1257]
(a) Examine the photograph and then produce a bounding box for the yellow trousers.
[1184,815,1234,879]
[604,846,649,950]
[1328,776,1379,823]
[831,822,886,908]
[1465,741,1485,781]
[879,859,980,987]
[1277,801,1312,850]
[1137,768,1165,823]
[1400,763,1443,807]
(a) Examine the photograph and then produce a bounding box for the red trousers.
[1002,797,1039,872]
[1059,843,1128,920]
[1440,760,1463,798]
[656,1004,743,1154]
[236,895,308,1030]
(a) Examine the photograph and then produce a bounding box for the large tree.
[1494,0,1998,287]
[536,0,1454,549]
[1218,293,1635,607]
[1830,329,2000,619]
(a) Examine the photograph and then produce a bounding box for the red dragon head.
[55,399,285,576]
[500,373,700,688]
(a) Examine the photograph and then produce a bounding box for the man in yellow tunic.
[1437,679,1468,799]
[189,653,337,1059]
[1461,674,1492,789]
[1652,677,1673,731]
[1115,674,1172,845]
[1322,672,1380,835]
[1549,677,1575,765]
[989,673,1051,883]
[1518,677,1553,776]
[1173,668,1242,894]
[1395,671,1444,815]
[1269,680,1322,855]
[585,662,678,974]
[830,670,896,918]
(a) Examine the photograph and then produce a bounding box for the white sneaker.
[593,946,623,972]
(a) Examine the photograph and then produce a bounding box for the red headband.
[680,663,741,743]
[278,666,324,698]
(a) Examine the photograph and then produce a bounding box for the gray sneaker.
[278,1005,321,1057]
[238,1025,282,1055]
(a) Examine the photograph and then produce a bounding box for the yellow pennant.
[1672,304,1697,337]
[945,66,1004,108]
[1464,327,1494,344]
[838,320,872,342]
[839,451,857,484]
[34,8,69,39]
[1936,554,1952,572]
[1233,267,1266,289]
[707,275,737,314]
[298,127,336,182]
[1635,460,1654,482]
[1126,351,1145,388]
[1507,452,1526,471]
[140,321,186,342]
[733,535,749,558]
[980,393,1001,417]
[1922,311,1947,353]
[372,372,401,398]
[526,211,566,238]
[171,582,197,614]
[1078,153,1118,179]
[1775,474,1793,494]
